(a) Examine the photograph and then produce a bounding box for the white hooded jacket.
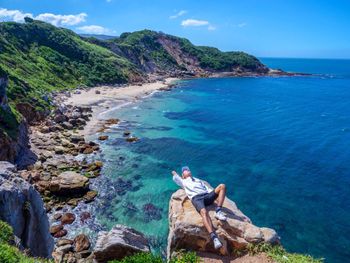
[173,174,213,200]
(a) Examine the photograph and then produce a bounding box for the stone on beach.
[98,135,109,141]
[74,234,91,252]
[167,188,279,258]
[94,225,150,263]
[61,212,76,225]
[50,171,89,196]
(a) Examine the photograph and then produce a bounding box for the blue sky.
[1,0,349,58]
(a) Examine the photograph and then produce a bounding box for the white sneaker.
[213,237,223,249]
[215,210,227,221]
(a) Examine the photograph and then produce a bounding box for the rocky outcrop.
[94,225,150,263]
[0,73,33,167]
[0,161,54,257]
[167,189,279,258]
[0,74,8,106]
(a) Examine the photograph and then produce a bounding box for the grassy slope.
[0,18,140,112]
[85,29,268,73]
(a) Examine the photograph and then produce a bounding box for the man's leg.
[214,183,226,207]
[200,208,222,249]
[200,208,214,233]
[214,184,227,220]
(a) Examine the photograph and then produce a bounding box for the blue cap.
[182,166,190,173]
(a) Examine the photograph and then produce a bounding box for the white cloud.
[181,19,209,27]
[76,25,113,35]
[35,13,87,26]
[181,19,216,31]
[0,8,86,26]
[237,22,247,28]
[0,8,33,22]
[169,10,187,19]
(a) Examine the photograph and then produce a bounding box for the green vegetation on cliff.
[86,29,268,74]
[0,18,139,112]
[109,251,199,263]
[248,243,323,263]
[0,20,267,115]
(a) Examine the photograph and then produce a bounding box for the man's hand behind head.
[172,171,178,176]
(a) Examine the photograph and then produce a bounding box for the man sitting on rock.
[172,166,227,250]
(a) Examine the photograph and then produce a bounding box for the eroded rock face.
[0,75,33,167]
[167,189,279,258]
[0,76,8,106]
[0,161,54,258]
[94,225,150,263]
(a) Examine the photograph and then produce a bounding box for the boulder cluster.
[52,225,150,263]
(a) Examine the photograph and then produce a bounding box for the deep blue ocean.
[92,58,350,262]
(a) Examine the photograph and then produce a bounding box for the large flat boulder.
[50,171,89,196]
[94,225,150,263]
[167,189,279,258]
[0,161,54,258]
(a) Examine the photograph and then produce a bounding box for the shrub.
[0,221,14,244]
[109,252,163,263]
[248,243,323,263]
[109,251,200,263]
[0,243,21,263]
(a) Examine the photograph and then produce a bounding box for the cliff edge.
[167,189,279,258]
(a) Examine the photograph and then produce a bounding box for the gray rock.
[94,225,150,263]
[70,135,84,143]
[61,122,73,130]
[56,244,73,253]
[0,161,54,257]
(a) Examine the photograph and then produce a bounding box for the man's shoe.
[213,237,222,249]
[215,210,227,221]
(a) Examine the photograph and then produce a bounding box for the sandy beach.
[63,78,178,136]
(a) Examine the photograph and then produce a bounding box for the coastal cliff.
[167,189,279,259]
[85,29,269,77]
[0,70,30,165]
[0,161,54,258]
[0,19,275,163]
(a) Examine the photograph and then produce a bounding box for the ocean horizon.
[88,58,350,263]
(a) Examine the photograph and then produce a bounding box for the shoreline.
[59,70,309,138]
[61,77,179,137]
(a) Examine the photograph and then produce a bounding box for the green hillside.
[0,18,141,113]
[85,29,268,74]
[0,19,270,160]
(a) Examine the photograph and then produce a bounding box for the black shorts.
[191,191,218,212]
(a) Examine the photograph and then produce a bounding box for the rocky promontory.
[167,188,279,259]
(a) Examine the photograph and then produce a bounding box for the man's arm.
[172,171,184,188]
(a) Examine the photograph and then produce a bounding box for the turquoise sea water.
[92,58,350,262]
